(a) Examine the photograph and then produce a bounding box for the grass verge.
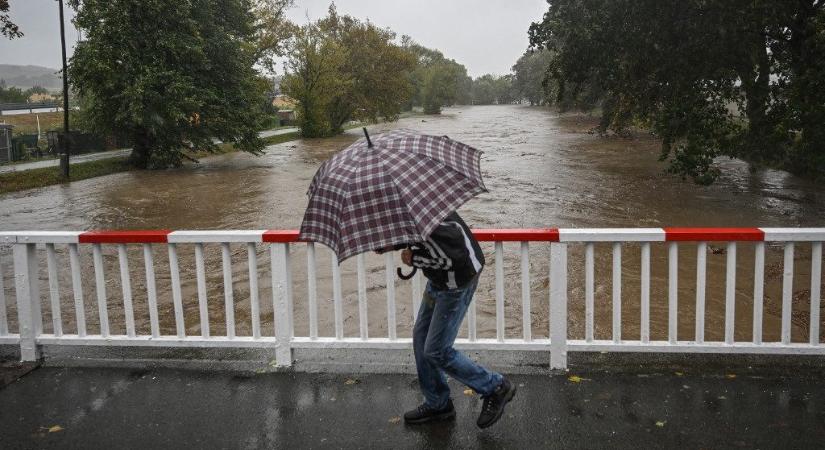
[0,157,132,195]
[0,131,304,195]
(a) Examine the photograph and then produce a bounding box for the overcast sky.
[0,0,547,77]
[284,1,547,76]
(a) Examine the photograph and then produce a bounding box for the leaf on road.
[568,375,589,383]
[674,371,683,376]
[344,378,360,385]
[388,416,401,424]
[463,389,476,396]
[655,421,666,427]
[48,425,63,433]
[726,374,737,379]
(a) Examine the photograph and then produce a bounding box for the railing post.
[13,243,41,361]
[271,243,293,367]
[550,242,568,370]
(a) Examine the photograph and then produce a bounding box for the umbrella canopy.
[299,128,487,262]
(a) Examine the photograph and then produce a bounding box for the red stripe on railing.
[663,227,764,242]
[262,230,301,243]
[472,228,560,242]
[79,230,172,244]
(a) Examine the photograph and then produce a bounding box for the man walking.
[399,211,516,428]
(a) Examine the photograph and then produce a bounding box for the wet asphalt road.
[1,366,824,449]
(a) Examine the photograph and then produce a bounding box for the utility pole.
[58,0,70,178]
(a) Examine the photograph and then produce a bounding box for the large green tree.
[471,74,515,105]
[403,38,472,114]
[283,5,415,136]
[281,22,343,137]
[69,0,266,168]
[530,0,825,183]
[511,49,555,106]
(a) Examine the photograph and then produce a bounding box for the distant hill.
[0,64,62,91]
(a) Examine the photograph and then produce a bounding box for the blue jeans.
[413,275,503,410]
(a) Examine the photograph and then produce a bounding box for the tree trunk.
[738,32,773,165]
[129,129,152,169]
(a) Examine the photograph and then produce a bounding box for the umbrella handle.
[397,266,417,280]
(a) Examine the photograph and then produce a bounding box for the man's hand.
[401,249,413,266]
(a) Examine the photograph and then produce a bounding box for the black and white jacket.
[409,212,485,290]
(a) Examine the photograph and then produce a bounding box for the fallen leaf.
[344,378,360,385]
[388,416,401,424]
[674,372,683,376]
[48,425,63,433]
[726,374,737,379]
[568,375,589,383]
[463,389,476,396]
[655,421,666,428]
[718,396,727,400]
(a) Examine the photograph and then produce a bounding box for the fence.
[0,228,822,369]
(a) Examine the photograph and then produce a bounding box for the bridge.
[1,227,823,447]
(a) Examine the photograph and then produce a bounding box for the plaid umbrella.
[299,128,487,263]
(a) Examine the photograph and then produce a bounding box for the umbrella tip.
[363,127,373,148]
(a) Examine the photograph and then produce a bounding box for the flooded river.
[1,105,823,343]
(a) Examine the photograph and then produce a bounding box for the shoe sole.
[477,384,517,429]
[404,409,456,425]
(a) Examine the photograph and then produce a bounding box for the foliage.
[281,21,343,137]
[252,0,297,75]
[511,49,555,106]
[0,82,27,103]
[0,0,21,39]
[529,0,825,183]
[470,74,515,105]
[68,0,266,169]
[26,86,50,96]
[403,37,472,114]
[282,5,416,136]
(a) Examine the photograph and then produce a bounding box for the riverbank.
[0,131,301,195]
[0,110,425,194]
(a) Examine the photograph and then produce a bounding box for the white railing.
[0,228,822,369]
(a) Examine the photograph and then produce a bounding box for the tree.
[252,0,297,75]
[403,37,472,114]
[68,0,266,168]
[25,86,50,97]
[0,82,27,103]
[281,22,342,137]
[511,49,555,106]
[529,0,825,183]
[471,74,514,105]
[1,0,22,39]
[283,4,415,136]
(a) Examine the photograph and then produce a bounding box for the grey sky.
[0,1,79,69]
[285,1,548,77]
[0,0,547,77]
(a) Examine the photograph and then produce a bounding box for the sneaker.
[476,377,516,429]
[403,399,456,424]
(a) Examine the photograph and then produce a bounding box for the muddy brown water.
[1,105,824,344]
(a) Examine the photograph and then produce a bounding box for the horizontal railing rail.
[0,228,822,369]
